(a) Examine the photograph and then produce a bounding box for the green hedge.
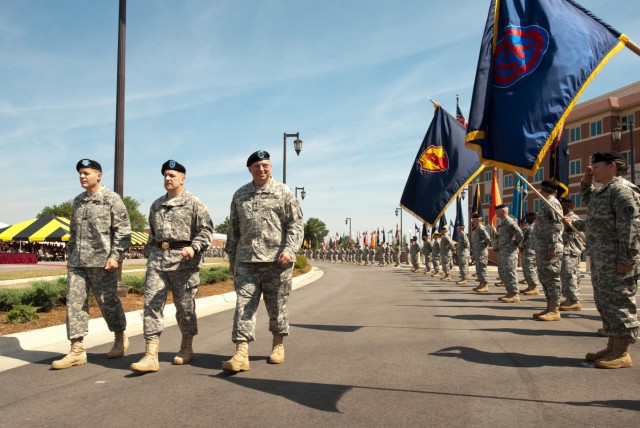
[199,266,233,284]
[294,254,308,270]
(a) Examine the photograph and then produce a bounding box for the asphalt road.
[0,262,638,427]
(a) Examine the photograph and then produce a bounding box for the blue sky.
[1,0,639,241]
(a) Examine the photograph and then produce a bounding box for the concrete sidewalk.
[0,267,324,373]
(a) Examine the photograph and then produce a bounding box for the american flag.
[456,104,468,128]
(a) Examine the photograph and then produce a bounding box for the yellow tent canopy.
[0,216,70,242]
[131,231,149,246]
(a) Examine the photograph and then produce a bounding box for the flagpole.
[625,38,640,56]
[514,173,585,241]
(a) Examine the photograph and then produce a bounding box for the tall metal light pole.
[345,218,352,239]
[114,0,127,297]
[283,132,302,184]
[613,118,636,184]
[395,207,403,262]
[295,186,306,200]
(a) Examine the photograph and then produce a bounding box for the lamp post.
[295,186,306,200]
[345,217,352,239]
[395,207,403,262]
[612,118,635,184]
[283,132,303,184]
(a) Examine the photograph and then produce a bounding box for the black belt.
[157,241,192,250]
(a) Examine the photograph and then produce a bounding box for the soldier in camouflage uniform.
[393,243,400,266]
[385,242,392,266]
[422,235,432,274]
[493,204,523,302]
[519,212,540,296]
[532,181,564,321]
[430,233,441,276]
[569,152,640,369]
[130,160,213,373]
[455,224,470,285]
[470,214,491,292]
[559,198,585,311]
[52,159,131,370]
[222,150,304,372]
[379,243,386,266]
[439,227,455,281]
[409,237,420,271]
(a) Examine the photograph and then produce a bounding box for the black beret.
[471,213,483,219]
[591,151,625,163]
[525,212,537,216]
[495,203,508,210]
[76,159,102,172]
[247,150,270,167]
[161,160,186,175]
[540,180,559,192]
[560,197,574,204]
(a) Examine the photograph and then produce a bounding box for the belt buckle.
[161,242,170,250]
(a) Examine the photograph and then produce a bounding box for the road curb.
[0,266,324,372]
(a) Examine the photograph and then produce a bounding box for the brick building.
[474,80,640,220]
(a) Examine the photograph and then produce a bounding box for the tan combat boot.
[430,272,440,277]
[522,286,540,296]
[498,292,520,303]
[475,282,489,293]
[221,341,250,372]
[559,299,582,311]
[585,337,614,362]
[172,336,194,365]
[532,300,551,319]
[456,278,467,285]
[494,281,505,287]
[130,337,160,373]
[441,274,451,281]
[51,338,87,370]
[106,331,129,359]
[595,338,633,369]
[537,301,561,321]
[267,334,285,364]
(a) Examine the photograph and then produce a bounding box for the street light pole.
[613,118,636,184]
[295,186,306,200]
[345,218,352,238]
[283,132,303,184]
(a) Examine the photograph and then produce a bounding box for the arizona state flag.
[401,105,484,225]
[466,0,628,174]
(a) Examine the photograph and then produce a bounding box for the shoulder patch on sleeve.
[623,205,636,217]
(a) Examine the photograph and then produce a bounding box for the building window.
[484,194,491,204]
[622,151,632,164]
[534,167,544,182]
[570,159,581,176]
[504,175,513,188]
[570,194,582,208]
[590,120,603,137]
[569,126,581,142]
[534,198,543,212]
[484,171,492,182]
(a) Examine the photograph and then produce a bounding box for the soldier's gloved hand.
[105,258,119,272]
[181,246,195,260]
[278,252,293,266]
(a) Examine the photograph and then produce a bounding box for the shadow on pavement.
[215,375,351,413]
[434,314,524,321]
[290,323,363,333]
[430,345,581,368]
[478,327,597,337]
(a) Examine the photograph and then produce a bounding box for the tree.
[214,216,231,234]
[304,217,329,249]
[123,196,147,232]
[38,201,73,218]
[38,196,147,231]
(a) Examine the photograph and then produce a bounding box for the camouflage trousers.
[521,250,539,286]
[441,255,452,275]
[474,249,488,282]
[498,249,518,294]
[431,255,440,272]
[561,253,581,301]
[232,262,292,343]
[423,255,432,272]
[591,264,639,343]
[458,251,470,278]
[536,251,562,302]
[379,253,386,266]
[66,267,126,340]
[411,255,419,269]
[143,268,199,339]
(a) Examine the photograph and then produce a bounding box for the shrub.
[199,266,233,284]
[0,289,25,312]
[4,304,40,324]
[123,275,145,295]
[27,278,67,312]
[294,255,308,271]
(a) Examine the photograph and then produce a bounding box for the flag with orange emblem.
[401,104,484,225]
